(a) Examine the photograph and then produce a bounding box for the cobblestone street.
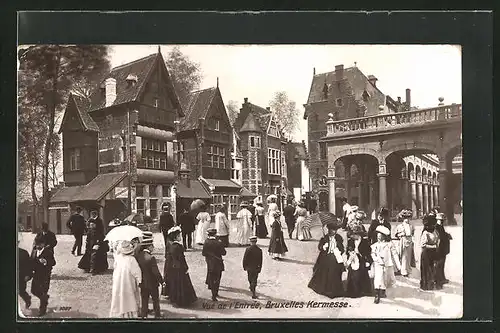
[18,220,463,319]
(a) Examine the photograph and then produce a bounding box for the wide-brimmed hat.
[399,209,413,219]
[354,211,367,220]
[326,221,341,230]
[167,226,182,236]
[350,205,359,213]
[207,228,217,236]
[422,214,437,226]
[240,201,249,207]
[375,225,390,236]
[249,236,258,242]
[436,213,445,220]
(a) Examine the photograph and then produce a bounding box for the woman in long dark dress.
[166,226,197,307]
[308,221,345,298]
[268,211,287,260]
[255,202,268,238]
[78,221,108,274]
[420,215,440,291]
[345,224,373,298]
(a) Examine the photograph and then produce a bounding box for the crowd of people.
[18,197,453,317]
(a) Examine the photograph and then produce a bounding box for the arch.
[350,164,359,179]
[408,162,415,181]
[422,167,427,182]
[334,159,346,179]
[331,147,382,165]
[432,172,437,183]
[415,165,422,182]
[382,140,441,162]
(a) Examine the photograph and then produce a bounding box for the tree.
[226,100,240,126]
[165,46,202,107]
[269,91,300,140]
[18,45,110,230]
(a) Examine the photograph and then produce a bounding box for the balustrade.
[326,104,462,136]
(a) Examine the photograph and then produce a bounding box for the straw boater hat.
[350,205,359,213]
[375,225,390,236]
[240,201,249,207]
[249,236,257,242]
[162,202,171,211]
[207,228,217,236]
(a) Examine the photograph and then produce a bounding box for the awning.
[71,172,127,202]
[202,178,241,190]
[240,187,257,198]
[50,185,85,204]
[176,180,211,199]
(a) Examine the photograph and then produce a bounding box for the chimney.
[335,64,344,80]
[313,67,316,75]
[405,88,411,107]
[178,162,191,188]
[368,75,378,87]
[105,78,117,107]
[397,96,402,104]
[244,97,248,104]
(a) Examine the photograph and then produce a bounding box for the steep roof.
[59,94,100,133]
[86,52,183,115]
[239,112,261,133]
[72,172,127,202]
[180,87,218,131]
[234,102,271,132]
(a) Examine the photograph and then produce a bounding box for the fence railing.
[326,104,462,136]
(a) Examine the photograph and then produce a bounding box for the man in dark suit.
[67,207,86,256]
[19,240,33,309]
[242,236,263,299]
[31,238,56,316]
[178,207,195,249]
[202,228,226,301]
[159,203,175,248]
[367,207,392,245]
[136,236,163,318]
[283,200,296,239]
[88,210,105,236]
[32,222,58,255]
[435,213,451,288]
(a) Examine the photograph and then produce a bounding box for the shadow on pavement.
[387,285,442,316]
[280,258,314,266]
[23,307,99,318]
[51,274,88,281]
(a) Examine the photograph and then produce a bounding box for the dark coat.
[159,212,175,237]
[32,231,58,253]
[346,238,373,265]
[19,248,33,281]
[67,213,86,235]
[178,212,196,233]
[31,247,56,275]
[435,223,451,256]
[88,217,104,235]
[313,234,345,272]
[367,220,392,244]
[283,205,296,222]
[202,237,226,273]
[243,244,263,273]
[136,250,164,290]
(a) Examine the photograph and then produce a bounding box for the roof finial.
[313,67,316,75]
[354,61,357,67]
[217,77,219,88]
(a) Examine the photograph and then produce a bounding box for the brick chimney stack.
[405,88,411,107]
[368,75,378,87]
[105,78,117,107]
[335,64,344,81]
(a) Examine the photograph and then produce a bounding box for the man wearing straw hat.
[159,202,175,249]
[135,232,163,318]
[202,228,226,301]
[243,236,262,299]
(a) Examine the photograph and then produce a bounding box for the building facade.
[286,141,310,203]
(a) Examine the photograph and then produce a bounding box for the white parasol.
[105,225,144,243]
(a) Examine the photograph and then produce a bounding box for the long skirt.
[420,248,437,290]
[195,221,210,245]
[373,264,397,290]
[168,269,197,307]
[268,229,288,257]
[308,254,344,298]
[294,217,312,241]
[399,244,414,276]
[31,270,51,299]
[256,215,268,238]
[235,221,251,246]
[346,266,372,297]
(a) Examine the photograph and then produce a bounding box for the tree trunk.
[29,156,39,233]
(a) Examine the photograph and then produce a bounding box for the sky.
[109,44,462,142]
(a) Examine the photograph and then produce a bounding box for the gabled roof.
[59,94,99,133]
[71,172,127,202]
[176,180,211,199]
[180,87,218,131]
[86,52,183,115]
[239,112,261,133]
[234,102,271,132]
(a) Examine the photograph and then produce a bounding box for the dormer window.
[336,98,343,107]
[362,90,370,102]
[126,74,138,88]
[323,83,328,99]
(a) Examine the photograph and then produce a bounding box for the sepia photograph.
[17,43,463,320]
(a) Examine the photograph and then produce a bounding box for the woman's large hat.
[354,211,367,220]
[350,223,366,236]
[375,225,390,236]
[399,209,413,219]
[273,210,282,218]
[167,225,182,236]
[422,214,437,226]
[378,207,389,218]
[350,205,359,213]
[240,201,249,207]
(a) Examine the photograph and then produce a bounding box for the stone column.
[345,161,352,202]
[438,169,448,221]
[369,178,376,213]
[433,184,439,209]
[416,173,423,217]
[422,177,428,214]
[378,163,388,208]
[400,168,409,210]
[429,183,434,211]
[327,165,336,215]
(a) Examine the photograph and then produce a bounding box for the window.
[215,120,220,131]
[281,153,286,176]
[208,145,226,169]
[136,185,144,197]
[336,98,343,107]
[153,98,158,108]
[268,122,279,137]
[268,148,280,175]
[162,185,171,197]
[210,195,223,216]
[249,136,260,148]
[140,138,168,170]
[137,199,145,215]
[319,142,327,160]
[149,185,157,197]
[229,195,239,219]
[149,199,158,218]
[69,148,81,171]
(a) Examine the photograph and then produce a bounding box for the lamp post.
[126,109,138,215]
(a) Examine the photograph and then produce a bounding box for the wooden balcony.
[325,104,462,137]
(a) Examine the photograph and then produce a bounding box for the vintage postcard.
[17,43,462,320]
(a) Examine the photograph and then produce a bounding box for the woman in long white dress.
[195,205,212,245]
[267,197,279,229]
[109,240,142,318]
[235,202,253,246]
[294,201,312,241]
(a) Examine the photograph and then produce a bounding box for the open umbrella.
[105,225,144,242]
[190,199,205,210]
[303,212,342,232]
[124,213,143,224]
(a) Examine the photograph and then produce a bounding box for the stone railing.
[326,104,462,136]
